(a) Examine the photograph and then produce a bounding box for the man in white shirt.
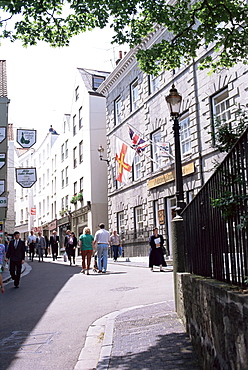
[110,230,122,262]
[93,223,110,273]
[27,230,36,261]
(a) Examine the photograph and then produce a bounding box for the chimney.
[116,51,123,66]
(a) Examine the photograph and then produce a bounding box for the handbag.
[63,252,68,262]
[161,246,166,255]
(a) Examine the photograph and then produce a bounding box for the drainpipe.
[193,59,204,186]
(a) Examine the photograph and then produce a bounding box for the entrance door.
[166,197,176,257]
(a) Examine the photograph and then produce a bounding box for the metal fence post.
[171,215,185,312]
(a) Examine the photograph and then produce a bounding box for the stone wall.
[177,273,248,370]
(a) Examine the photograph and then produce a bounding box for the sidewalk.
[75,258,202,370]
[75,301,202,370]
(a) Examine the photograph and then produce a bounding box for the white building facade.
[98,27,248,257]
[14,68,109,247]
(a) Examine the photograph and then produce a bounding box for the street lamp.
[166,84,186,215]
[97,145,109,164]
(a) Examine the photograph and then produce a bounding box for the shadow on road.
[0,258,80,369]
[102,332,202,369]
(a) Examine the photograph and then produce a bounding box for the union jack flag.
[128,127,149,154]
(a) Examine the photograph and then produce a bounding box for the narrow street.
[0,256,174,369]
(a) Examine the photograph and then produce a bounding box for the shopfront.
[71,205,89,238]
[57,215,71,252]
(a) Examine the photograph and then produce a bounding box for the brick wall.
[177,273,248,370]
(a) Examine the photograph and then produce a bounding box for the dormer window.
[93,76,105,90]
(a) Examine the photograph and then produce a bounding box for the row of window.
[75,75,105,102]
[73,107,83,136]
[61,141,83,168]
[114,73,232,136]
[116,87,231,183]
[116,206,144,235]
[114,75,161,126]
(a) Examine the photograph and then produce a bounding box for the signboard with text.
[0,197,7,207]
[0,180,5,196]
[0,154,6,169]
[16,168,37,188]
[17,129,37,148]
[0,127,6,143]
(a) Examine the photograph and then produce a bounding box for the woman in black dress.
[149,228,167,271]
[65,231,77,266]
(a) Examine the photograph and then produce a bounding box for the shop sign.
[32,226,42,233]
[17,129,37,148]
[0,180,5,196]
[16,168,37,188]
[48,220,57,231]
[0,153,6,169]
[0,197,7,207]
[0,127,6,143]
[57,216,69,226]
[158,210,165,225]
[148,162,195,190]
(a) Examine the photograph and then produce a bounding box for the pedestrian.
[65,231,77,266]
[50,230,59,261]
[44,235,49,257]
[27,230,36,261]
[36,232,46,262]
[93,223,110,273]
[64,229,71,251]
[6,231,26,288]
[0,238,5,293]
[4,231,10,253]
[149,227,167,272]
[0,273,4,293]
[110,230,122,262]
[79,227,94,275]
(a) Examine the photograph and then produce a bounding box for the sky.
[0,27,125,145]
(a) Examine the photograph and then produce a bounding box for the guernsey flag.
[115,138,135,183]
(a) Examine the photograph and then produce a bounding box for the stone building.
[98,26,248,257]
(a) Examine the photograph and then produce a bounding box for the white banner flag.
[115,138,135,183]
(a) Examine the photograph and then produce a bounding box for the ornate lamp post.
[166,84,186,215]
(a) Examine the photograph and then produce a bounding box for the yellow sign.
[148,162,195,190]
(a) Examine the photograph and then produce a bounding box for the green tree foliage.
[1,0,248,73]
[214,105,248,152]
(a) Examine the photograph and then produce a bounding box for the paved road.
[0,256,174,369]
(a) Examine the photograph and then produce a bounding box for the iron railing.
[120,225,168,257]
[182,127,248,286]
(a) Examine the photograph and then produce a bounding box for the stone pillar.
[171,215,185,312]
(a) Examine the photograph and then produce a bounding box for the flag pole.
[127,122,174,159]
[113,133,161,166]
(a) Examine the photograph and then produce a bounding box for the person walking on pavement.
[6,231,26,288]
[149,227,167,272]
[27,230,36,261]
[36,232,46,262]
[4,232,10,253]
[93,223,110,273]
[65,231,77,266]
[0,273,4,293]
[44,235,49,257]
[110,230,122,262]
[50,230,59,261]
[79,227,94,274]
